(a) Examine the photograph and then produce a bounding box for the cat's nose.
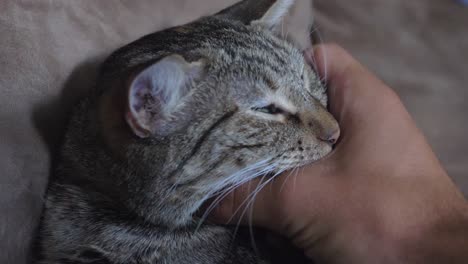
[318,127,340,145]
[304,101,341,145]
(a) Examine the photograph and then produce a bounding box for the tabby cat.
[35,0,340,263]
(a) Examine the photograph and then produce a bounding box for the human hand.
[208,44,468,263]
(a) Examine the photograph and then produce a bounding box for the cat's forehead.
[237,27,304,66]
[205,27,306,79]
[200,26,326,107]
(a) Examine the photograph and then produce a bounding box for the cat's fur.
[35,0,339,263]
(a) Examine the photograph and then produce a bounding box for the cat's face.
[109,0,339,222]
[169,30,339,194]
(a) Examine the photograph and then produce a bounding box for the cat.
[34,0,340,263]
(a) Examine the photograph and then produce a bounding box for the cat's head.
[99,0,339,225]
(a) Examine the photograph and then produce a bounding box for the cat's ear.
[217,0,295,30]
[125,55,205,138]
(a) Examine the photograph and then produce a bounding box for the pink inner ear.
[131,78,157,112]
[125,54,204,138]
[126,77,161,138]
[125,111,151,138]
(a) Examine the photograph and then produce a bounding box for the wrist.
[391,202,468,263]
[290,182,468,264]
[313,203,468,264]
[347,200,468,264]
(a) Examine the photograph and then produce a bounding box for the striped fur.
[35,1,338,263]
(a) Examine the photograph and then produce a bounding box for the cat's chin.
[275,153,333,175]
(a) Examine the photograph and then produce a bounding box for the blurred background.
[314,0,468,196]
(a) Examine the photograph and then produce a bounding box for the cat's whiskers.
[280,19,288,40]
[196,169,268,229]
[194,144,313,235]
[205,162,274,204]
[247,168,286,253]
[205,158,273,194]
[246,175,269,257]
[200,160,272,207]
[230,173,269,247]
[308,26,328,85]
[162,135,269,200]
[230,167,285,252]
[292,165,301,193]
[194,158,276,231]
[232,166,284,222]
[162,147,269,208]
[279,166,299,193]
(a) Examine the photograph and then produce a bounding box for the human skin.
[209,44,468,264]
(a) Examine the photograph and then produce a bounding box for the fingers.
[312,44,402,132]
[312,44,360,125]
[313,43,357,86]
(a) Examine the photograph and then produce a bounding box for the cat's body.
[35,1,339,263]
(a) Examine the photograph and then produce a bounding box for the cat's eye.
[252,104,285,115]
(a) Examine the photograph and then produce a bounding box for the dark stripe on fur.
[168,109,238,183]
[227,143,266,150]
